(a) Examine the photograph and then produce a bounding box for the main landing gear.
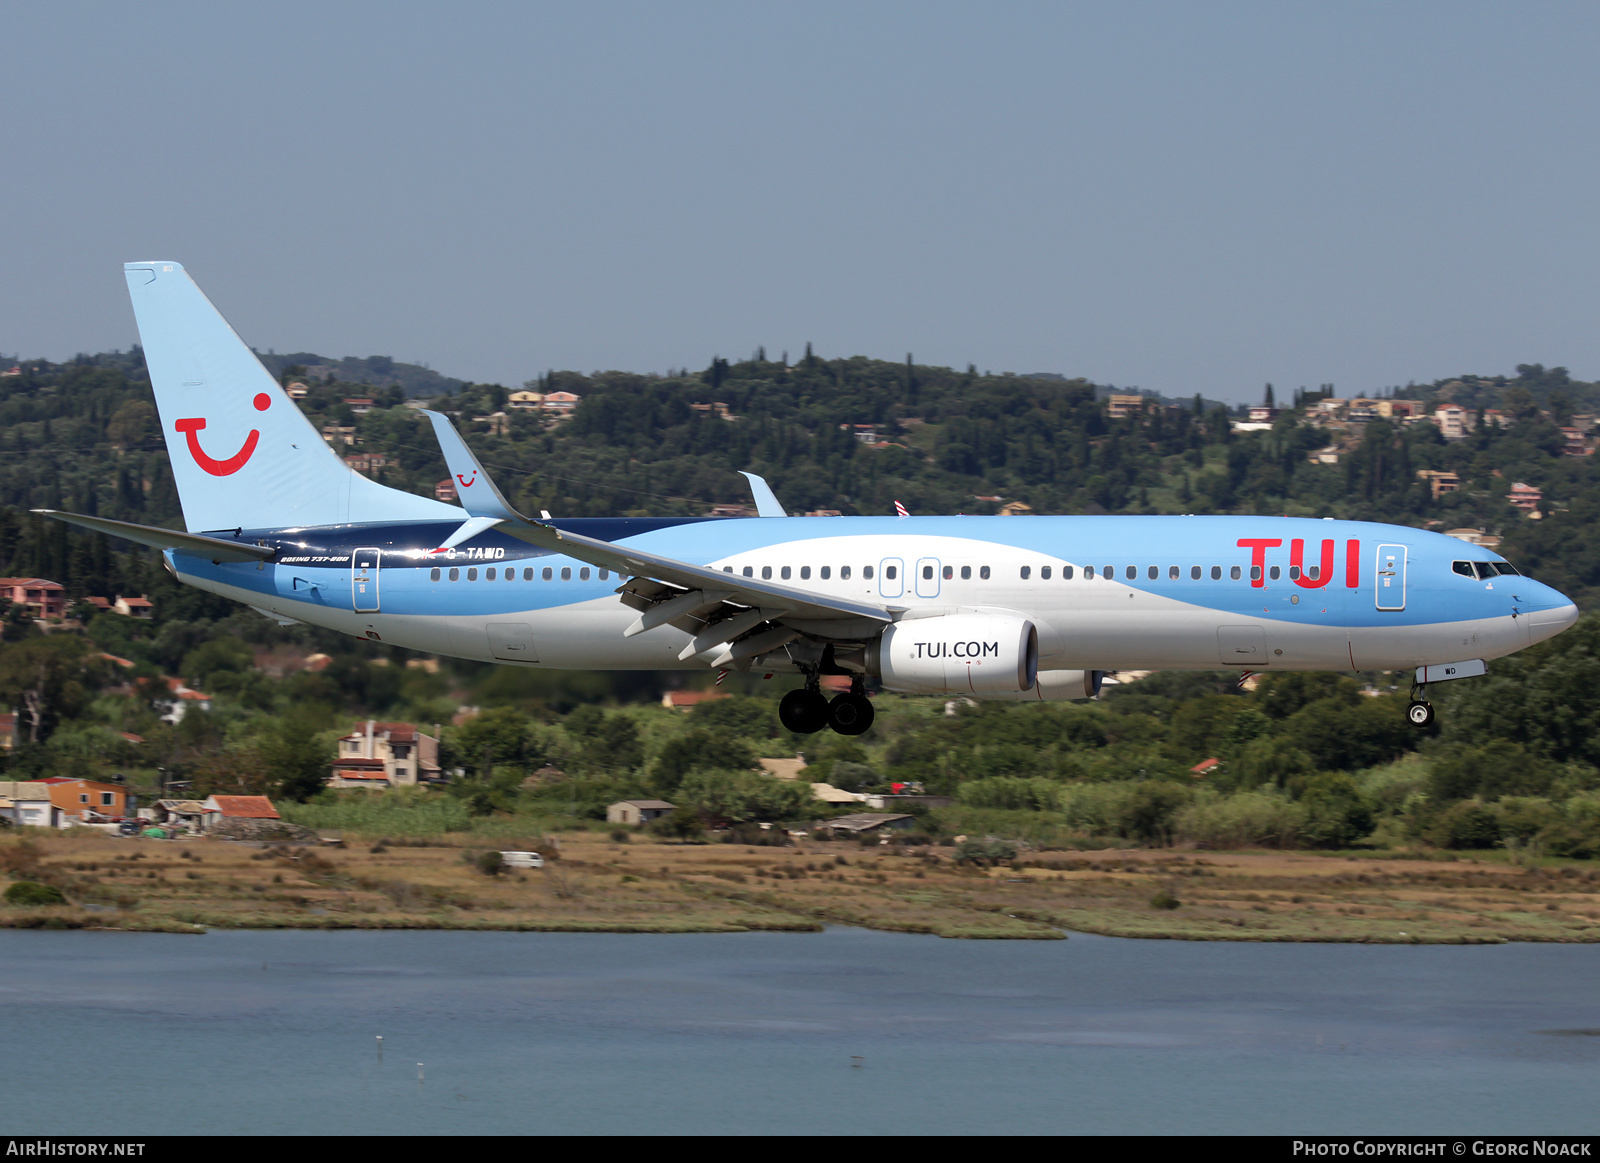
[1406,682,1435,727]
[779,676,875,736]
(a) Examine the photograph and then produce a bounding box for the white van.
[499,851,544,869]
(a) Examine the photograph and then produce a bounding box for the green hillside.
[0,345,1595,867]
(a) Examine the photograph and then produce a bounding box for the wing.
[424,412,892,668]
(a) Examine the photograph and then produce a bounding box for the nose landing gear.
[1406,682,1434,727]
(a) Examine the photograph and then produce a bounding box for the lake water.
[0,927,1596,1135]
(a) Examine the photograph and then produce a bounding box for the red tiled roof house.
[200,795,280,830]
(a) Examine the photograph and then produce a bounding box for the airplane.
[35,262,1580,736]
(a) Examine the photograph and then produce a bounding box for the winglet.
[738,471,786,518]
[424,411,525,522]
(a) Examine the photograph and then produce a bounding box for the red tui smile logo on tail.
[456,471,477,489]
[174,393,271,476]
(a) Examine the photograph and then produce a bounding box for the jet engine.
[872,614,1038,694]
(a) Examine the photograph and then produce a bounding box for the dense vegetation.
[0,346,1597,860]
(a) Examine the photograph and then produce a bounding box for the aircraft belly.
[1043,606,1356,670]
[526,605,693,667]
[1349,614,1523,670]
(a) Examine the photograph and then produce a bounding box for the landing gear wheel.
[828,693,875,736]
[779,689,831,734]
[1406,700,1435,727]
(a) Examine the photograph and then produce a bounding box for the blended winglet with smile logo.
[123,261,458,533]
[424,410,521,523]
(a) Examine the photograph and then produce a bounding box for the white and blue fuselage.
[169,513,1577,677]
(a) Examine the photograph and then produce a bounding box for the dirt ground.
[3,828,1599,942]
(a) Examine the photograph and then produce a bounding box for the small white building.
[0,782,60,828]
[606,799,676,826]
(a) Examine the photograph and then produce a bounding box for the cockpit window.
[1456,559,1521,580]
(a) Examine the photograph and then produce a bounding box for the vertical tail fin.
[125,261,458,531]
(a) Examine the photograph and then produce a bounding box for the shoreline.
[3,830,1598,944]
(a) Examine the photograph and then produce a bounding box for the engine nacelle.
[873,614,1038,694]
[973,669,1106,702]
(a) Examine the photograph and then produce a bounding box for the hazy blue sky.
[3,1,1597,402]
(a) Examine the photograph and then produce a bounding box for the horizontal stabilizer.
[33,510,277,563]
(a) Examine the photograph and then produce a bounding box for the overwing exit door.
[1375,544,1406,610]
[352,548,381,612]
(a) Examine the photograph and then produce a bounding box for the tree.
[257,716,336,802]
[1117,781,1192,846]
[450,707,541,778]
[0,636,102,744]
[650,730,756,792]
[106,400,157,449]
[1296,774,1374,848]
[676,769,815,826]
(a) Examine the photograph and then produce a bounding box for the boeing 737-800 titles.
[36,263,1580,736]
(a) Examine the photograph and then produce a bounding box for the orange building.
[38,777,136,821]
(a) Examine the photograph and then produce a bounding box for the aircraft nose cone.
[1528,601,1579,643]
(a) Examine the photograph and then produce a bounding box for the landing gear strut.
[1406,682,1434,727]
